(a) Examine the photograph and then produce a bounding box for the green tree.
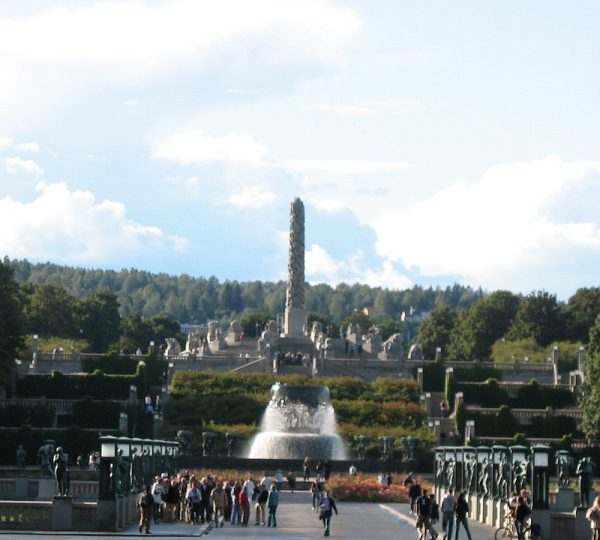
[580,315,600,441]
[25,283,77,337]
[77,290,121,352]
[565,287,600,343]
[506,290,566,346]
[417,306,457,359]
[341,311,373,332]
[240,310,273,337]
[379,319,400,341]
[449,291,520,361]
[0,260,25,384]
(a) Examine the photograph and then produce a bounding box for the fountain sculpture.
[248,383,347,460]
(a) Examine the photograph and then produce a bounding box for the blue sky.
[1,1,599,299]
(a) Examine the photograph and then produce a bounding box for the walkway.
[0,491,497,539]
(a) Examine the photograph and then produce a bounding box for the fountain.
[247,383,347,460]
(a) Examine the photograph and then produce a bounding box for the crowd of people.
[136,470,289,534]
[135,464,340,537]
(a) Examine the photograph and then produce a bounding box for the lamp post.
[99,436,118,500]
[130,438,143,492]
[434,447,445,488]
[510,445,528,493]
[444,447,457,489]
[116,437,131,494]
[531,445,550,509]
[463,447,476,494]
[491,445,507,499]
[476,446,491,496]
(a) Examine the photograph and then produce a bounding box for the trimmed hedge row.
[0,404,54,428]
[170,372,420,403]
[164,394,426,431]
[0,426,104,466]
[16,371,138,399]
[462,408,581,439]
[417,363,502,393]
[450,379,575,408]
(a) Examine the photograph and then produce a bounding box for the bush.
[16,372,138,399]
[72,397,124,429]
[170,372,420,403]
[333,400,425,429]
[81,352,138,375]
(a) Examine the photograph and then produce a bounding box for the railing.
[0,501,51,530]
[72,501,97,531]
[69,481,99,499]
[0,398,128,412]
[405,359,554,371]
[465,405,582,419]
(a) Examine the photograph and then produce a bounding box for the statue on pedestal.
[556,452,573,488]
[16,445,27,475]
[53,447,69,496]
[37,442,54,477]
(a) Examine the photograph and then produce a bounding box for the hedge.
[333,400,426,429]
[452,379,576,408]
[170,372,420,403]
[16,371,138,399]
[72,397,126,429]
[0,426,106,466]
[461,409,581,438]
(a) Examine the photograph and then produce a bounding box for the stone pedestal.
[96,499,118,532]
[555,487,576,511]
[551,511,575,540]
[51,496,73,530]
[284,307,306,337]
[38,477,55,499]
[15,477,28,499]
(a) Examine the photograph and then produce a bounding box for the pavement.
[0,491,498,539]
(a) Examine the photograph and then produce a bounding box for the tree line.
[5,257,483,324]
[416,289,600,361]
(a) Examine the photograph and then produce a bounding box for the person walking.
[267,484,279,527]
[454,492,472,540]
[254,484,268,526]
[416,489,438,540]
[137,485,154,535]
[210,481,228,528]
[409,481,423,515]
[441,488,456,540]
[320,490,338,537]
[230,480,242,525]
[287,470,297,493]
[303,457,311,481]
[239,486,250,526]
[585,495,600,540]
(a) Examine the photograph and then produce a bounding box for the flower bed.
[325,473,411,503]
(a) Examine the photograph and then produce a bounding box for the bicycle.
[494,510,531,540]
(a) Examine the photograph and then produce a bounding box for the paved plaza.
[0,491,496,540]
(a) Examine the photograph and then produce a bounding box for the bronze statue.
[53,447,69,496]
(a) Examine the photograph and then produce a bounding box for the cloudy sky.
[1,1,599,299]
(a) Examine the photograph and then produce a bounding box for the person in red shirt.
[239,488,250,526]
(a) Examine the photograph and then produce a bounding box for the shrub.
[16,372,138,399]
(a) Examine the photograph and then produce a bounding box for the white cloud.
[306,244,412,289]
[372,156,600,285]
[0,136,40,152]
[305,98,424,117]
[228,185,275,208]
[15,142,39,152]
[3,156,43,176]
[153,130,269,165]
[0,1,361,118]
[0,182,187,263]
[284,159,414,175]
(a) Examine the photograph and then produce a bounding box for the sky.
[1,1,599,300]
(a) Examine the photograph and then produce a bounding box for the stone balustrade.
[465,405,582,420]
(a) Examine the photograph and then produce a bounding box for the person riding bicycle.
[514,496,532,540]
